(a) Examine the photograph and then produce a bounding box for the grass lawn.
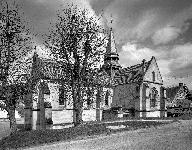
[0,120,173,150]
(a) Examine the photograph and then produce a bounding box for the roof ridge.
[124,60,150,70]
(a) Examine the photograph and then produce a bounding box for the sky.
[4,0,192,89]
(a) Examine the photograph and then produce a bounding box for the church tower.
[102,28,121,77]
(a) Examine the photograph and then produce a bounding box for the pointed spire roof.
[106,28,118,55]
[102,27,121,74]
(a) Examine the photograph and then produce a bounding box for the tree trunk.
[9,108,17,135]
[73,96,83,126]
[74,107,83,126]
[72,82,83,126]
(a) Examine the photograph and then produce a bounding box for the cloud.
[152,26,182,45]
[18,0,98,42]
[119,42,168,74]
[90,0,192,47]
[4,0,192,88]
[90,0,192,88]
[119,42,156,65]
[168,43,192,77]
[118,42,192,88]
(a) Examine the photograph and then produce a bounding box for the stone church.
[24,28,166,129]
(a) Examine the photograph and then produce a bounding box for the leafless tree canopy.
[0,0,32,134]
[46,5,107,125]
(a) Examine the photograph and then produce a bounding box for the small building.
[166,83,191,108]
[110,57,166,118]
[101,28,166,118]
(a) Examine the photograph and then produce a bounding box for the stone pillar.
[160,86,165,117]
[96,87,102,121]
[24,93,33,130]
[24,107,32,130]
[45,102,53,129]
[36,82,46,130]
[32,108,39,130]
[142,83,147,118]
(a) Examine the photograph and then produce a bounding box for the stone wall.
[140,57,165,118]
[140,82,163,117]
[52,109,101,124]
[146,110,160,117]
[112,83,139,109]
[0,110,21,118]
[143,57,163,84]
[52,110,73,124]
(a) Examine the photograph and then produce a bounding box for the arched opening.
[150,88,158,108]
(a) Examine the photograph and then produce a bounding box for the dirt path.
[25,120,192,150]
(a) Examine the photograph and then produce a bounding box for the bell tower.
[102,27,121,77]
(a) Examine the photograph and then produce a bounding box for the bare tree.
[0,1,32,134]
[46,5,107,126]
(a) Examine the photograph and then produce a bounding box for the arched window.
[150,88,158,108]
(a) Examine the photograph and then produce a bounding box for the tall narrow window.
[152,71,155,82]
[105,90,110,106]
[59,87,65,106]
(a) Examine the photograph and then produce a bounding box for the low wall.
[102,110,118,120]
[0,110,8,118]
[82,109,96,121]
[146,110,160,117]
[52,110,73,124]
[52,109,101,124]
[0,110,21,119]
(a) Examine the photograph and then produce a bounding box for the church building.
[100,28,166,118]
[24,28,166,129]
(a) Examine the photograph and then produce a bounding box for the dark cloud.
[2,0,192,81]
[180,19,192,43]
[18,0,65,42]
[169,62,192,78]
[85,0,192,50]
[89,0,192,81]
[89,0,115,13]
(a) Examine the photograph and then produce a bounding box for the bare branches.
[0,1,32,132]
[46,5,107,125]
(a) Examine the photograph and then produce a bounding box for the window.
[105,90,110,106]
[152,71,155,82]
[136,86,140,92]
[87,98,91,108]
[59,88,65,106]
[150,88,158,108]
[163,89,166,98]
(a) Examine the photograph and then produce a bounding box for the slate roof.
[32,52,154,87]
[166,86,180,103]
[166,84,189,103]
[112,60,151,86]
